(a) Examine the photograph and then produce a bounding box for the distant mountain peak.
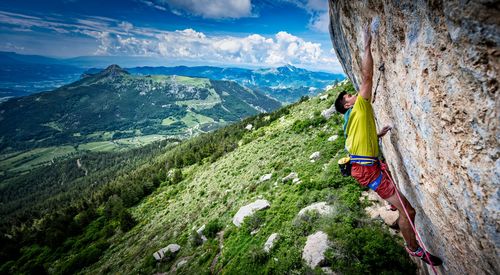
[276,64,303,73]
[100,64,129,77]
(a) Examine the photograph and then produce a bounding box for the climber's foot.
[406,247,443,266]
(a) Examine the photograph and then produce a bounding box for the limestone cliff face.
[328,1,499,274]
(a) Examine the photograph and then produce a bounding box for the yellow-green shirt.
[345,95,379,157]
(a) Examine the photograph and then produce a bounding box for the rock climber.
[334,24,442,266]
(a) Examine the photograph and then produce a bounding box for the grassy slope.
[82,81,415,274]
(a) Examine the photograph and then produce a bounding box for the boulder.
[259,173,273,183]
[361,191,399,226]
[321,105,336,119]
[282,172,298,182]
[329,2,499,273]
[319,94,329,100]
[297,202,334,218]
[327,135,338,142]
[263,233,279,253]
[292,178,301,184]
[302,231,330,268]
[153,244,181,261]
[197,224,208,243]
[232,199,270,227]
[245,124,253,130]
[176,259,188,268]
[309,151,321,162]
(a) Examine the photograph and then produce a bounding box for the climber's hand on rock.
[363,24,372,49]
[378,125,392,138]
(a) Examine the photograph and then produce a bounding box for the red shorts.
[351,162,396,199]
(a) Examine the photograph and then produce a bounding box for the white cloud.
[118,21,133,33]
[309,11,329,33]
[282,0,330,33]
[0,11,342,72]
[305,0,328,11]
[152,0,253,19]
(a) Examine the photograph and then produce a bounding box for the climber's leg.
[385,192,418,250]
[385,190,443,266]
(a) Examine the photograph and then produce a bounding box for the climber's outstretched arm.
[359,25,373,101]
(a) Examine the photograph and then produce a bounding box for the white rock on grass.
[264,233,279,253]
[321,105,336,119]
[153,244,181,261]
[259,173,273,183]
[361,191,399,226]
[292,178,302,184]
[282,172,298,182]
[320,94,329,100]
[321,267,337,275]
[232,199,270,227]
[297,202,334,218]
[302,231,330,268]
[309,151,321,162]
[245,124,253,130]
[328,135,338,142]
[176,259,188,268]
[197,224,208,243]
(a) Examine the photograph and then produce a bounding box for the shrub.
[242,211,266,233]
[325,222,415,274]
[205,219,223,239]
[250,246,269,264]
[119,210,136,232]
[189,230,203,247]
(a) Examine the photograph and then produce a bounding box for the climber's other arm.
[359,24,373,101]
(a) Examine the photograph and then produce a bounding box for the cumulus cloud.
[118,21,133,33]
[0,11,342,72]
[283,0,330,33]
[309,11,329,33]
[148,0,253,19]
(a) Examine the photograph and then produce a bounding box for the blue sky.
[0,0,343,72]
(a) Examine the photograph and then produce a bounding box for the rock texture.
[259,173,273,183]
[309,151,321,162]
[232,199,270,227]
[282,172,298,182]
[329,1,499,274]
[321,105,336,119]
[263,233,279,253]
[302,231,330,269]
[361,191,399,227]
[297,202,334,218]
[153,244,181,261]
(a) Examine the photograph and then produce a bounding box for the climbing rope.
[372,63,385,103]
[381,164,438,275]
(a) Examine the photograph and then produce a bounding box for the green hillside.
[0,81,415,274]
[0,65,281,177]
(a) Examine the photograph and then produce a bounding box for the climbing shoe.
[406,246,443,266]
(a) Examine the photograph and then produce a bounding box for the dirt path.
[210,230,224,274]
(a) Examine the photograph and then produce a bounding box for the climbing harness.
[381,163,439,274]
[372,63,385,103]
[349,155,382,191]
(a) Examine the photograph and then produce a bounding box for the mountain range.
[0,52,344,103]
[0,65,281,156]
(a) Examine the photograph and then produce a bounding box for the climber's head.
[335,91,357,114]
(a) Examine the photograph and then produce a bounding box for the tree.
[119,210,136,232]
